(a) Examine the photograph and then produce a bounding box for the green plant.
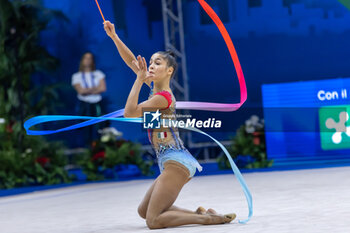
[217,115,273,169]
[75,130,154,181]
[0,0,71,189]
[0,0,68,123]
[0,137,72,189]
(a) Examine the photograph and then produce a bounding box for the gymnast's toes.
[223,213,236,223]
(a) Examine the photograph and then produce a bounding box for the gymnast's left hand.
[133,55,151,84]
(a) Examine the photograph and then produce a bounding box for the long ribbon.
[176,0,247,112]
[25,0,252,223]
[94,0,247,111]
[23,114,252,223]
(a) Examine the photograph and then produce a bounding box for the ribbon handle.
[94,0,106,22]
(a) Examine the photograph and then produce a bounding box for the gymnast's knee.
[146,216,164,230]
[138,204,147,219]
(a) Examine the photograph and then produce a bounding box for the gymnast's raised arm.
[103,20,152,88]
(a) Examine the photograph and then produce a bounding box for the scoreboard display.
[262,78,350,160]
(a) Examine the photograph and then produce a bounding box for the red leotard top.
[146,88,188,157]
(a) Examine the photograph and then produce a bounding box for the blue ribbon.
[23,111,252,223]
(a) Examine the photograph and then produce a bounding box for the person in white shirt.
[72,52,107,146]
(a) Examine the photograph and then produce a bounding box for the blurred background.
[1,0,350,191]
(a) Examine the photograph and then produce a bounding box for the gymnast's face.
[147,53,174,82]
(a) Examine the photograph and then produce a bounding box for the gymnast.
[103,20,236,229]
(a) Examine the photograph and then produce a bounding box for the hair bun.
[166,50,176,58]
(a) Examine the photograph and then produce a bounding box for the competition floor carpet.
[1,166,349,233]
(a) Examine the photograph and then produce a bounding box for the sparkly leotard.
[147,86,203,177]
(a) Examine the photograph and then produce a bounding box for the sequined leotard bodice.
[147,88,188,158]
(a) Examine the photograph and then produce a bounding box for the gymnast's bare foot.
[204,213,236,224]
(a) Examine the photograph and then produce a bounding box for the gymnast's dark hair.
[157,50,178,79]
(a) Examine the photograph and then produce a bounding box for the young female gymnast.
[104,20,236,229]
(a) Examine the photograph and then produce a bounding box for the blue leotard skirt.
[158,148,203,178]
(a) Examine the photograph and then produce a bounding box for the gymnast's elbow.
[123,111,132,118]
[123,111,139,118]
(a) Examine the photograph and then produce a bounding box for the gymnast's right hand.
[133,55,150,84]
[104,20,117,38]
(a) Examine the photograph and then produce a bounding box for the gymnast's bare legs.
[138,161,235,229]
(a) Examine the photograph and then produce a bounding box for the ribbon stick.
[23,0,252,224]
[94,0,106,22]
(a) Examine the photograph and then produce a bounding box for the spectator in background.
[72,52,107,146]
